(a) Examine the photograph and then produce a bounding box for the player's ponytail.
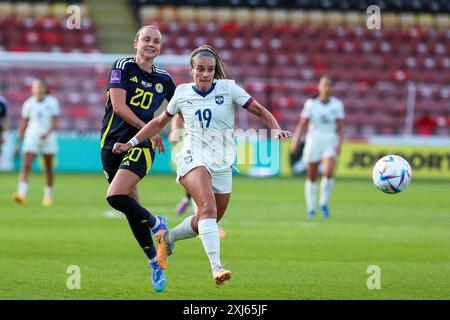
[190,45,227,79]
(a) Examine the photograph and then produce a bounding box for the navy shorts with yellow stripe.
[101,146,155,184]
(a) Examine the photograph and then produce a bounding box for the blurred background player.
[0,95,9,155]
[100,25,176,293]
[13,79,59,206]
[113,45,292,285]
[290,76,345,218]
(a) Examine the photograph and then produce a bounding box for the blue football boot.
[320,204,330,218]
[150,261,166,293]
[153,216,174,270]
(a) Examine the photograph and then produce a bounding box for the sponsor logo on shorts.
[184,155,193,164]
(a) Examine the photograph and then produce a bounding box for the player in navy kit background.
[100,25,176,293]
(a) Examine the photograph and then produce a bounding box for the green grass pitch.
[0,173,449,299]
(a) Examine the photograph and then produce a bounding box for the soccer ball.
[372,155,412,194]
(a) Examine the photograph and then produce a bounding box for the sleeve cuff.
[165,110,175,117]
[241,97,254,109]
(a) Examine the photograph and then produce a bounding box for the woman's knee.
[323,167,334,179]
[307,170,318,182]
[107,177,134,197]
[21,162,33,173]
[107,182,123,198]
[197,200,217,219]
[322,160,335,178]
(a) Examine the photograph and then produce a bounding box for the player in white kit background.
[0,95,10,154]
[13,78,60,206]
[113,45,292,285]
[290,75,345,218]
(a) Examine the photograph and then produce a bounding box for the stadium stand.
[0,1,104,132]
[0,1,449,137]
[132,0,450,13]
[134,3,450,136]
[0,1,97,53]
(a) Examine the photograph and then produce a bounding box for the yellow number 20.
[129,88,153,110]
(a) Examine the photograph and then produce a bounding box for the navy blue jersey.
[100,57,176,150]
[0,96,9,132]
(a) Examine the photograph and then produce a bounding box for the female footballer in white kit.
[13,78,60,206]
[113,45,292,285]
[290,76,345,218]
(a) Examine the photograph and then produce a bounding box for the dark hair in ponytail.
[190,45,226,79]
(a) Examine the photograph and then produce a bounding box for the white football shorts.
[302,135,338,163]
[22,133,58,155]
[175,149,232,194]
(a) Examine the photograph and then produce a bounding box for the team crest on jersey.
[155,83,163,93]
[215,96,224,105]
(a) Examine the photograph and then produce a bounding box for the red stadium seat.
[70,106,91,119]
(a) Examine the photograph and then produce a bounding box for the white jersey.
[301,96,344,140]
[22,95,60,137]
[166,79,253,172]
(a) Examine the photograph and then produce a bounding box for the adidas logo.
[129,76,138,83]
[122,161,130,166]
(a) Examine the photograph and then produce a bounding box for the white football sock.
[44,186,53,198]
[305,179,317,213]
[319,177,334,207]
[198,218,221,271]
[169,215,197,243]
[18,181,28,197]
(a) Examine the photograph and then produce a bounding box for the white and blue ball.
[372,155,412,194]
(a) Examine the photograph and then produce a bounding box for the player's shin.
[18,181,28,197]
[305,179,317,215]
[319,177,334,206]
[198,219,221,270]
[128,218,158,260]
